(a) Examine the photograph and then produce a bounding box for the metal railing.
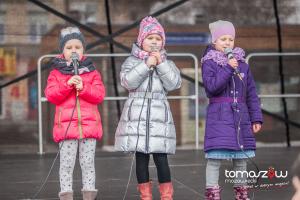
[246,52,300,99]
[246,52,300,146]
[38,53,199,154]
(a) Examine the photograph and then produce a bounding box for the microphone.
[224,48,243,80]
[71,52,79,75]
[149,46,160,71]
[70,52,80,96]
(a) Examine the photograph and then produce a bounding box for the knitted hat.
[209,20,235,42]
[59,27,85,52]
[137,16,165,48]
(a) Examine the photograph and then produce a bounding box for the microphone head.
[224,47,234,59]
[71,52,79,61]
[150,46,160,52]
[224,48,233,55]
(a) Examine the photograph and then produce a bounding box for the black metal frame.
[0,0,298,147]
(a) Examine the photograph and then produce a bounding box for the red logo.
[267,167,276,180]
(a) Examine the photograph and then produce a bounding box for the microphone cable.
[31,95,78,199]
[122,68,154,200]
[32,58,80,199]
[232,72,260,200]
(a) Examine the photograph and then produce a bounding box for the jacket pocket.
[93,110,100,125]
[127,99,135,121]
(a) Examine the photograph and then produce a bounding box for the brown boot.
[159,182,174,200]
[137,182,152,200]
[82,190,98,200]
[58,191,73,200]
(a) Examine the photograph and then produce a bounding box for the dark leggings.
[135,152,171,184]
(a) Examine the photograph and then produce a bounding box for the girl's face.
[213,35,235,52]
[63,39,84,62]
[142,34,163,52]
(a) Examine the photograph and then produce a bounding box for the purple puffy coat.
[201,45,263,152]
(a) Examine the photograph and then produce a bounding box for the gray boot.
[82,189,98,200]
[58,191,73,200]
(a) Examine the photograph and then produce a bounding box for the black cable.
[272,0,291,147]
[1,0,188,90]
[233,74,260,199]
[27,0,129,51]
[104,0,121,119]
[1,0,297,135]
[31,95,78,199]
[86,0,189,50]
[122,69,154,200]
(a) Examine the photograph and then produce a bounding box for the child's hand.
[67,75,81,86]
[75,80,83,91]
[252,123,262,134]
[150,52,162,64]
[146,56,158,68]
[228,58,238,68]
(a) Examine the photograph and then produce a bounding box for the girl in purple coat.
[201,20,263,200]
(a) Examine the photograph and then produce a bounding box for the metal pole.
[246,52,300,64]
[37,55,57,155]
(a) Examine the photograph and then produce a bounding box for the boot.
[233,186,250,200]
[137,182,152,200]
[159,182,174,200]
[82,189,98,200]
[58,191,73,200]
[205,186,221,200]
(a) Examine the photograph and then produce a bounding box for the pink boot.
[137,182,152,200]
[205,186,221,200]
[234,186,250,200]
[159,182,174,200]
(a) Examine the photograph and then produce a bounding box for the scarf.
[51,54,96,75]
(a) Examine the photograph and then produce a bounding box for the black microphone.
[70,52,80,96]
[71,52,79,75]
[224,48,242,80]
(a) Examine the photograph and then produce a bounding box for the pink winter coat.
[45,69,105,143]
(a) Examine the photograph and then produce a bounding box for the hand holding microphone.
[146,46,161,71]
[224,48,243,80]
[150,46,162,64]
[67,52,83,93]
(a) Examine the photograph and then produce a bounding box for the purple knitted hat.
[209,20,235,42]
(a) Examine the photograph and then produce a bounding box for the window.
[28,12,48,43]
[0,12,5,43]
[69,2,99,24]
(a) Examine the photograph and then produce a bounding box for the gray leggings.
[206,159,247,187]
[59,138,96,192]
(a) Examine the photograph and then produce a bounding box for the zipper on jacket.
[128,99,135,121]
[76,98,83,139]
[58,107,62,128]
[163,102,168,123]
[146,72,153,153]
[232,76,238,104]
[93,110,99,125]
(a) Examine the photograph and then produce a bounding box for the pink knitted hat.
[137,16,165,48]
[209,20,235,42]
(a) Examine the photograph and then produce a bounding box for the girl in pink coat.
[45,27,105,200]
